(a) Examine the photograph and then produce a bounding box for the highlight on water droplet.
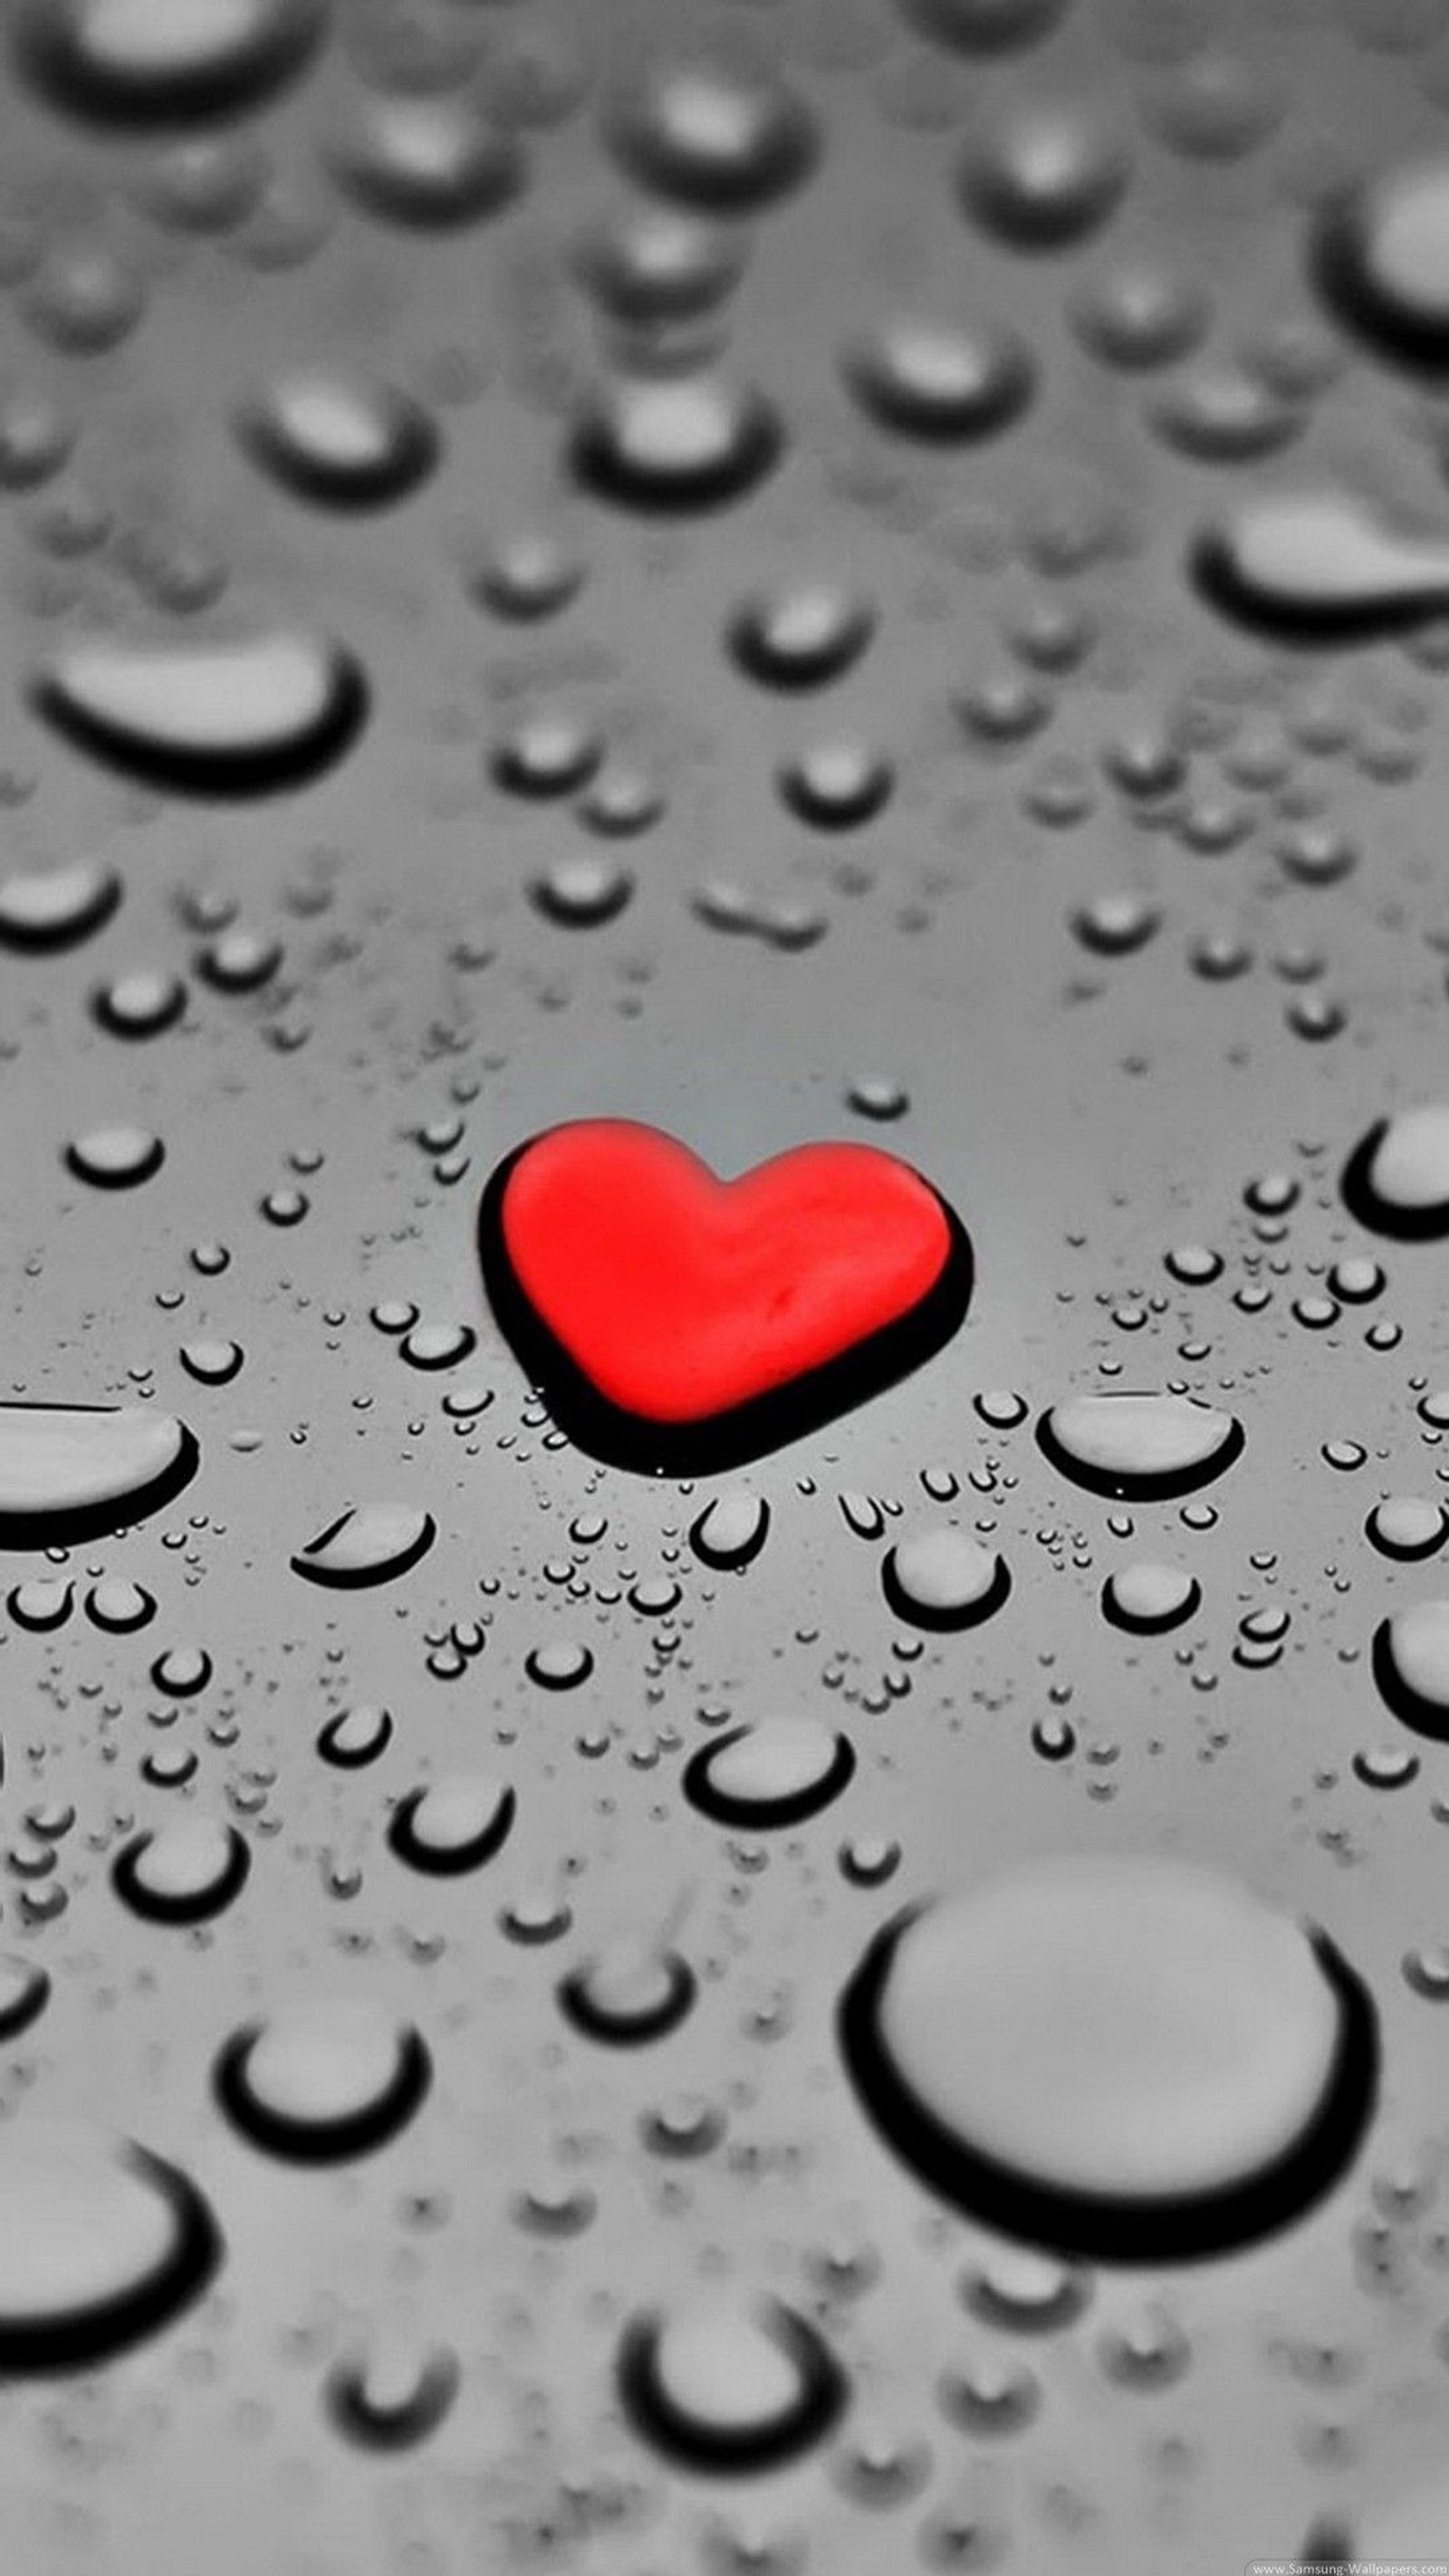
[0,2117,221,2370]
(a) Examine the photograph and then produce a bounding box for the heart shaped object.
[478,1120,972,1473]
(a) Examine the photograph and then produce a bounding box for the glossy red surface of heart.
[487,1120,961,1427]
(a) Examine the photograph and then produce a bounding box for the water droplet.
[559,1940,696,2044]
[291,1502,436,1589]
[683,1717,855,1829]
[92,968,187,1039]
[1373,1600,1449,1739]
[1070,892,1160,956]
[150,1643,211,1696]
[690,1488,770,1570]
[0,858,120,953]
[9,1577,72,1632]
[958,2247,1089,2333]
[238,370,440,509]
[214,1998,431,2161]
[608,63,819,212]
[1192,492,1449,642]
[1342,1105,1449,1237]
[1314,159,1449,372]
[0,2118,221,2369]
[0,1402,197,1545]
[1367,1497,1448,1560]
[842,318,1034,443]
[113,1817,250,1924]
[85,1574,156,1630]
[17,0,326,129]
[524,1640,593,1690]
[1036,1391,1243,1499]
[33,629,368,797]
[0,1956,49,2043]
[959,109,1127,251]
[24,243,145,352]
[1071,262,1209,370]
[317,1702,393,1767]
[530,854,634,928]
[328,96,523,228]
[840,1856,1377,2259]
[569,373,782,513]
[179,1337,244,1386]
[325,2335,459,2450]
[1150,368,1303,464]
[617,2296,848,2471]
[881,1525,1011,1629]
[901,0,1070,56]
[728,584,874,690]
[65,1124,165,1188]
[387,1774,514,1875]
[779,742,892,831]
[469,531,584,622]
[1101,1561,1200,1632]
[574,208,746,325]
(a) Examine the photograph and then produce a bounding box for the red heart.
[478,1120,971,1473]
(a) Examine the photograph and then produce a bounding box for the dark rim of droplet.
[0,872,120,953]
[0,1412,200,1550]
[557,1948,696,2046]
[0,1963,49,2042]
[291,1509,437,1588]
[316,1706,393,1766]
[476,1134,974,1476]
[111,1824,251,1926]
[236,395,441,511]
[1034,1403,1243,1501]
[1100,1572,1202,1634]
[213,2021,433,2163]
[689,1495,771,1570]
[10,1581,72,1631]
[1188,527,1449,648]
[1370,1615,1449,1742]
[386,1782,515,1875]
[1340,1119,1449,1240]
[567,390,782,514]
[1309,185,1449,379]
[841,336,1034,445]
[616,2301,848,2471]
[0,2139,223,2373]
[324,2344,460,2451]
[681,1723,856,1829]
[31,647,369,801]
[14,0,328,131]
[881,1544,1011,1631]
[837,1903,1380,2264]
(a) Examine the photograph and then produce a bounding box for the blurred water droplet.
[387,1773,514,1875]
[215,1998,431,2161]
[683,1716,855,1828]
[0,2118,221,2369]
[238,370,439,509]
[569,372,782,513]
[617,2296,848,2471]
[113,1816,250,1923]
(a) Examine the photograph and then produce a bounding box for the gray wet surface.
[4,0,1449,2570]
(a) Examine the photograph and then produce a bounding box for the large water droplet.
[683,1716,855,1828]
[1191,492,1449,642]
[0,858,120,953]
[387,1773,514,1875]
[291,1501,436,1588]
[569,373,782,513]
[32,629,368,797]
[1314,160,1449,371]
[842,318,1034,443]
[608,63,819,211]
[881,1524,1011,1629]
[1372,1600,1449,1740]
[237,370,439,510]
[112,1816,250,1924]
[328,96,523,229]
[1035,1392,1243,1499]
[840,1857,1377,2260]
[0,2118,221,2369]
[16,0,326,130]
[690,1487,770,1570]
[1341,1105,1449,1237]
[214,1998,431,2161]
[0,1403,197,1546]
[617,2296,848,2471]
